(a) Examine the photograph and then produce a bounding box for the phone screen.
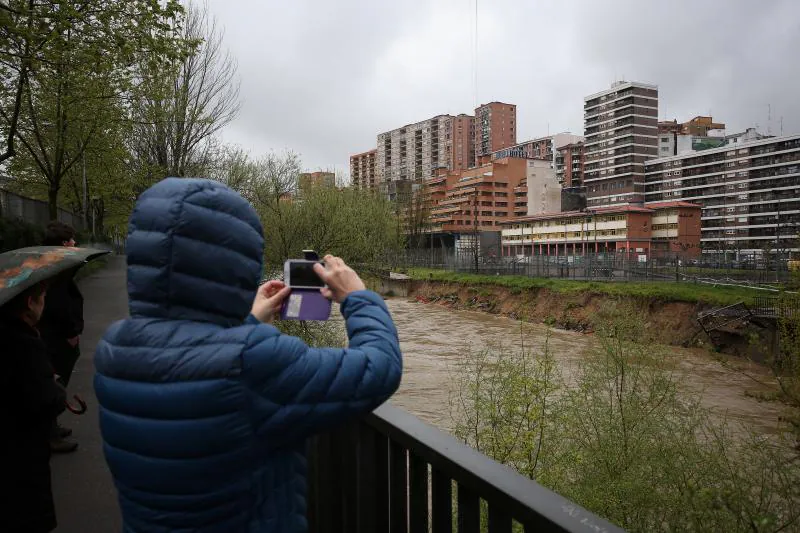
[289,261,324,288]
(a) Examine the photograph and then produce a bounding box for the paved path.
[51,255,126,532]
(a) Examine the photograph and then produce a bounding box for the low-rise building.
[298,171,335,191]
[658,116,726,137]
[500,201,701,257]
[428,157,528,234]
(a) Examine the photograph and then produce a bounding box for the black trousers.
[46,340,80,437]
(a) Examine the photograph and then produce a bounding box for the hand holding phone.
[312,255,366,304]
[251,280,290,323]
[280,257,331,321]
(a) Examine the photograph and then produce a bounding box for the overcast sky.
[204,0,800,178]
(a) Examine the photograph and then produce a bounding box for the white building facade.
[644,133,800,255]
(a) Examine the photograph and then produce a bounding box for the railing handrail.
[366,404,624,532]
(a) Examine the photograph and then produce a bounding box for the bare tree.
[129,2,240,192]
[0,0,34,165]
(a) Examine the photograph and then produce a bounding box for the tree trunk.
[48,185,59,221]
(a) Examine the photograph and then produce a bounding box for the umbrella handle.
[65,394,87,415]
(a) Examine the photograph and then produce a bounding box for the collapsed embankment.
[403,280,776,358]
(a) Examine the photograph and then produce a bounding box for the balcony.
[308,404,624,533]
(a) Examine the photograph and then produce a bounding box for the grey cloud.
[206,0,800,174]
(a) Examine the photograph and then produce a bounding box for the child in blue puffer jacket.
[94,178,402,533]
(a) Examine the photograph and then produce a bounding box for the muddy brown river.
[378,299,788,436]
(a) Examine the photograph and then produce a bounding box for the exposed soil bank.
[405,280,776,358]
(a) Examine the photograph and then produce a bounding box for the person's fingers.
[266,286,291,305]
[313,262,331,282]
[320,287,334,300]
[262,280,285,297]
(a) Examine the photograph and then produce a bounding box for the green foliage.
[451,328,562,482]
[409,268,768,307]
[775,297,800,438]
[274,319,345,348]
[0,217,43,252]
[231,151,401,269]
[451,306,800,532]
[1,0,192,219]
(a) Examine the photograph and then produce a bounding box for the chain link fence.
[374,246,795,285]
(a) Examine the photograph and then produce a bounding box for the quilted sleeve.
[241,290,402,445]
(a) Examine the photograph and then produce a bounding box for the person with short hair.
[39,221,82,453]
[0,281,67,532]
[95,178,403,532]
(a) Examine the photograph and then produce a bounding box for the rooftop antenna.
[472,0,478,109]
[780,116,784,135]
[767,104,772,135]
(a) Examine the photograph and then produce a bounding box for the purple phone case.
[279,289,332,321]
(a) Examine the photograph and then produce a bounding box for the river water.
[381,299,788,436]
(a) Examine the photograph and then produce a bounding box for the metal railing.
[749,295,800,318]
[307,404,623,533]
[377,248,795,284]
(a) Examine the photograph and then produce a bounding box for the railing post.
[488,502,513,533]
[457,484,480,533]
[356,423,388,533]
[409,453,429,533]
[389,441,408,533]
[431,468,452,533]
[339,422,359,532]
[307,432,343,533]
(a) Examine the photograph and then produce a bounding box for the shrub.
[451,305,800,532]
[0,217,45,252]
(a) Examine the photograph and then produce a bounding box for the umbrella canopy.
[0,246,109,307]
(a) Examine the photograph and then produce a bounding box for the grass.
[407,268,770,307]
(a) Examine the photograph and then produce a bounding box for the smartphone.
[284,259,325,289]
[280,259,331,321]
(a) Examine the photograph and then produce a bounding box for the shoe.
[50,438,78,454]
[56,423,72,438]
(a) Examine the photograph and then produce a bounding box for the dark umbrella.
[0,246,110,415]
[0,246,109,306]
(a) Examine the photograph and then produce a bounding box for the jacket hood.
[126,178,264,327]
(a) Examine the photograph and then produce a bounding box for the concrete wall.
[526,160,561,216]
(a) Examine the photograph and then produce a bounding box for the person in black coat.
[39,221,82,452]
[0,281,67,532]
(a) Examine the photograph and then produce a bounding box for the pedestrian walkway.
[51,255,127,532]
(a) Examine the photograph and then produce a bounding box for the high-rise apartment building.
[475,102,517,163]
[556,142,586,187]
[446,114,475,171]
[349,149,377,190]
[491,133,582,165]
[376,114,451,200]
[584,81,659,207]
[644,133,800,255]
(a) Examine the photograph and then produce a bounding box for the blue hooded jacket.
[94,178,402,532]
